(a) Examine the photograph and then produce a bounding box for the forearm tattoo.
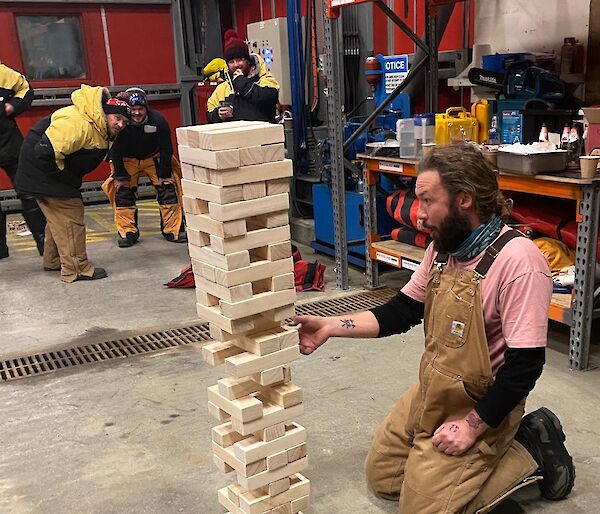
[341,319,356,329]
[466,411,484,430]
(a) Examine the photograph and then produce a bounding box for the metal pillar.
[324,4,349,290]
[363,166,379,288]
[425,0,438,112]
[569,183,600,370]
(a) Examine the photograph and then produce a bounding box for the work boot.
[515,407,575,500]
[75,267,108,281]
[117,232,139,248]
[163,231,188,243]
[32,233,45,256]
[0,244,8,259]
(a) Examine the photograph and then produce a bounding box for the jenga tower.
[176,121,309,514]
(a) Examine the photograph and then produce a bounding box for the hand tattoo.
[449,424,459,432]
[466,412,484,430]
[341,319,356,329]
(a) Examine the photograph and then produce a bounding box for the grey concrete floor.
[1,202,599,513]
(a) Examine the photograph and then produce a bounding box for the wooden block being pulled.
[189,245,250,271]
[266,178,290,196]
[242,181,267,201]
[212,421,247,448]
[186,212,246,239]
[196,302,256,333]
[202,340,245,366]
[207,385,263,423]
[226,345,300,378]
[232,402,304,436]
[182,196,208,215]
[195,274,253,303]
[229,327,299,356]
[210,226,290,255]
[239,143,285,165]
[208,401,231,421]
[247,211,290,230]
[237,456,308,491]
[181,178,244,204]
[262,304,296,322]
[267,477,290,497]
[206,257,293,288]
[219,289,297,321]
[238,474,310,514]
[194,123,284,151]
[251,241,292,262]
[251,366,285,386]
[178,144,240,170]
[187,227,210,247]
[209,193,289,222]
[210,160,293,187]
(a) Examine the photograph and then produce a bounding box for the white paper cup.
[422,143,436,155]
[580,156,600,179]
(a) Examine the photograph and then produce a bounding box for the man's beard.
[430,204,473,254]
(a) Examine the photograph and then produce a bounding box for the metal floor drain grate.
[1,288,397,383]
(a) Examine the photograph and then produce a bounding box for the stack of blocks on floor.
[176,121,309,514]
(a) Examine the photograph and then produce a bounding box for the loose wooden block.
[178,144,240,170]
[286,443,307,463]
[238,474,310,514]
[226,345,300,378]
[182,196,208,215]
[214,454,235,474]
[251,366,284,386]
[290,495,309,513]
[189,245,250,271]
[266,449,289,471]
[209,193,289,222]
[206,257,294,288]
[251,241,292,262]
[258,423,287,443]
[202,340,245,366]
[237,456,308,491]
[266,178,290,196]
[210,160,293,187]
[247,211,290,230]
[239,143,285,165]
[208,401,231,421]
[242,181,267,200]
[219,289,297,321]
[267,477,291,497]
[232,402,304,436]
[196,302,256,333]
[194,274,253,303]
[207,385,263,423]
[210,226,290,255]
[186,227,210,247]
[193,124,284,151]
[212,422,247,448]
[229,327,299,357]
[186,212,247,238]
[180,162,194,180]
[181,178,244,204]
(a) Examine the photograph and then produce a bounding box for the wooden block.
[192,165,211,183]
[218,377,261,400]
[239,143,285,165]
[212,422,247,448]
[247,211,290,230]
[270,503,292,514]
[242,181,267,200]
[207,385,263,423]
[237,456,308,491]
[266,449,289,471]
[196,302,255,333]
[178,144,240,170]
[180,162,194,179]
[181,178,244,204]
[227,484,243,506]
[218,487,243,514]
[195,274,253,303]
[175,126,189,146]
[210,160,293,187]
[196,289,219,307]
[232,402,304,436]
[186,212,247,238]
[210,226,290,256]
[208,257,294,288]
[187,227,210,247]
[226,345,300,378]
[219,289,297,321]
[213,441,267,477]
[251,241,292,262]
[262,304,296,322]
[214,454,235,473]
[229,327,299,357]
[286,443,307,463]
[267,477,291,497]
[251,366,284,386]
[261,383,303,409]
[266,178,290,196]
[269,273,295,292]
[182,196,208,215]
[189,245,250,271]
[290,495,309,513]
[258,423,287,443]
[209,193,289,222]
[193,124,284,151]
[238,474,310,514]
[202,341,245,366]
[208,401,231,421]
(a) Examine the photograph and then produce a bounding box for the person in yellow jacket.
[206,30,279,124]
[1,61,46,259]
[15,85,130,282]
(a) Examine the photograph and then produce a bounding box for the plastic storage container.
[396,118,417,158]
[434,107,479,145]
[414,114,434,156]
[497,150,568,175]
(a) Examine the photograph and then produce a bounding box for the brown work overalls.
[365,230,541,513]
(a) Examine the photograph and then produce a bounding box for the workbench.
[359,153,600,370]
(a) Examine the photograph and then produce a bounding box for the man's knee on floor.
[364,447,402,501]
[115,186,136,208]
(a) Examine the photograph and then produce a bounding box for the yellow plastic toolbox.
[434,107,479,145]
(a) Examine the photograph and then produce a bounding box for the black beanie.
[223,29,251,63]
[103,98,131,119]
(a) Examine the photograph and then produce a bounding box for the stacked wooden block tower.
[175,121,309,514]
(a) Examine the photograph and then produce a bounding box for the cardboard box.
[582,107,600,155]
